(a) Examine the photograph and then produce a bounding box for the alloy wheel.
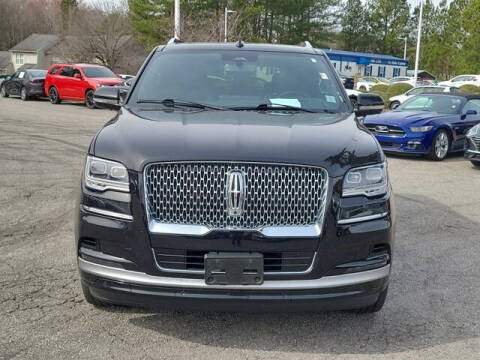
[435,131,449,159]
[49,88,57,103]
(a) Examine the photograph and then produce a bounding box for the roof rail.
[167,37,183,45]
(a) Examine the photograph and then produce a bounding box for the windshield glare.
[82,67,116,78]
[129,50,348,113]
[398,95,462,114]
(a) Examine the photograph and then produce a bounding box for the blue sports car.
[363,93,480,160]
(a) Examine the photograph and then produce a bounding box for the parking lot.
[0,97,479,359]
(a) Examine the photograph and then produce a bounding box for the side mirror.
[93,86,120,110]
[355,93,384,117]
[462,109,478,119]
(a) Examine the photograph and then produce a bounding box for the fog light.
[406,141,423,149]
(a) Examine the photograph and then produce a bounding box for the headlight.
[343,162,388,197]
[409,126,433,132]
[84,155,129,192]
[467,125,480,137]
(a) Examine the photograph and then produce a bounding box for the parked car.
[346,89,384,114]
[364,93,480,160]
[44,63,124,108]
[355,76,389,91]
[388,86,460,109]
[78,41,394,313]
[439,75,480,88]
[337,71,354,89]
[464,123,480,167]
[0,69,47,100]
[0,74,10,87]
[119,74,135,81]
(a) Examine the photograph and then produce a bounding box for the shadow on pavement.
[122,194,479,354]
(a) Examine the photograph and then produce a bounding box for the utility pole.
[174,0,180,39]
[413,1,423,87]
[224,7,236,42]
[404,37,407,60]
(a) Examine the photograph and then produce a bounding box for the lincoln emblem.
[226,170,245,217]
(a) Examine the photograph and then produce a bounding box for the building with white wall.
[322,49,409,78]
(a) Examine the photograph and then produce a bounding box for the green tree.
[61,0,78,32]
[367,0,410,56]
[457,0,480,74]
[340,0,371,51]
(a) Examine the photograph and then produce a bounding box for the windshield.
[128,50,348,113]
[28,70,47,77]
[398,95,463,114]
[82,67,116,78]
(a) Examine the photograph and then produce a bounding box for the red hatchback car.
[44,64,124,108]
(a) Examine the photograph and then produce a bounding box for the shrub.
[459,84,480,95]
[387,83,413,97]
[370,84,389,93]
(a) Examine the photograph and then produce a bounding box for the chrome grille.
[366,124,405,136]
[472,135,480,149]
[144,162,328,230]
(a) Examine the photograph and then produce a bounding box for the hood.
[92,77,124,86]
[364,110,448,127]
[92,109,382,177]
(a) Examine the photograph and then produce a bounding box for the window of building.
[377,66,386,77]
[15,53,24,65]
[393,68,401,77]
[364,66,372,76]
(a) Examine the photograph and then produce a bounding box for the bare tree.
[53,1,144,73]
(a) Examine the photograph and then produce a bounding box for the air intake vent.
[153,248,315,274]
[80,238,98,250]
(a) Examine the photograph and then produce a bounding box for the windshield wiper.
[136,98,225,110]
[230,103,316,113]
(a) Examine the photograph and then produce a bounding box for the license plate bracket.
[204,252,264,285]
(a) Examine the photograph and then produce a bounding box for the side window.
[60,67,73,77]
[452,76,464,83]
[50,67,59,75]
[463,100,480,114]
[72,68,81,77]
[409,88,423,95]
[12,72,19,79]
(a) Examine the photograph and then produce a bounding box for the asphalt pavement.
[0,97,479,359]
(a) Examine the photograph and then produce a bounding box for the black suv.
[77,42,394,312]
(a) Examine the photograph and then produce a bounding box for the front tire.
[85,89,96,109]
[0,85,8,97]
[389,101,400,110]
[20,87,29,101]
[428,129,450,161]
[49,86,61,104]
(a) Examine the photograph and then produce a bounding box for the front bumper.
[373,133,431,154]
[465,149,480,161]
[79,257,390,311]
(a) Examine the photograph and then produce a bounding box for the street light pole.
[413,0,423,87]
[224,7,236,42]
[174,0,180,39]
[404,36,407,60]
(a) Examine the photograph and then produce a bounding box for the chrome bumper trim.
[338,212,388,225]
[148,220,321,237]
[78,257,390,290]
[465,149,480,155]
[82,206,133,221]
